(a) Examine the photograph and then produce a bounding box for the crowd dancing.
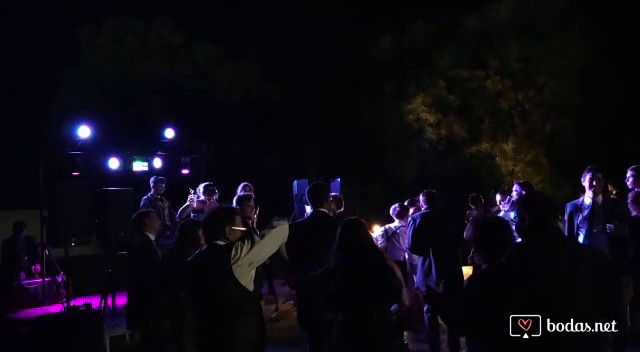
[4,165,640,351]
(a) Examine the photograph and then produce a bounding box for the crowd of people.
[4,164,640,351]
[118,164,640,352]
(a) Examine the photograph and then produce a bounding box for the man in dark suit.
[514,191,618,351]
[565,165,627,258]
[126,209,167,352]
[1,221,38,283]
[286,182,339,352]
[408,190,463,352]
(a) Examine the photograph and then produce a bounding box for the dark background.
[1,1,639,245]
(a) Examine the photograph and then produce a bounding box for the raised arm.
[230,218,289,269]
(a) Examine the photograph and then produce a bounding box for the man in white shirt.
[376,203,410,279]
[188,206,288,352]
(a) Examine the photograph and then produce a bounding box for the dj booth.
[11,276,66,310]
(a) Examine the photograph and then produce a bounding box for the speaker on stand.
[95,188,134,315]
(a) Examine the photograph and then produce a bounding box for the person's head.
[233,193,256,221]
[331,218,385,268]
[495,190,510,210]
[419,190,437,209]
[581,165,605,198]
[197,182,219,202]
[626,165,640,191]
[175,219,204,252]
[132,209,162,236]
[390,203,410,223]
[236,182,254,195]
[330,193,344,213]
[150,176,166,195]
[12,221,26,236]
[512,180,534,201]
[202,206,245,244]
[306,182,331,210]
[469,193,484,209]
[514,191,559,241]
[469,216,515,266]
[628,190,640,216]
[405,198,420,208]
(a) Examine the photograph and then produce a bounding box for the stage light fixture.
[152,156,163,169]
[180,156,190,176]
[77,125,92,139]
[132,160,149,172]
[107,157,121,170]
[164,127,176,140]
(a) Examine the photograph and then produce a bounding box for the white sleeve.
[229,220,289,291]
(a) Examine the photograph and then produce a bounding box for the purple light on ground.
[8,292,128,320]
[181,168,190,175]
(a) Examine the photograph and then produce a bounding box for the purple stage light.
[181,168,190,175]
[153,156,163,169]
[72,172,80,176]
[164,127,176,140]
[107,157,121,170]
[76,125,91,139]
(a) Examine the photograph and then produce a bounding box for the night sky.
[2,1,639,223]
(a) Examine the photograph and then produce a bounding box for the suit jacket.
[285,210,338,326]
[408,208,463,293]
[126,232,166,329]
[564,196,627,258]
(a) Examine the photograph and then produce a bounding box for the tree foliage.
[372,0,586,198]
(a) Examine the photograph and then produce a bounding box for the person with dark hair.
[565,165,627,257]
[166,219,204,352]
[177,182,219,221]
[627,190,640,334]
[140,176,177,237]
[408,189,463,352]
[513,191,620,351]
[234,193,258,230]
[494,190,510,215]
[126,209,167,352]
[511,180,534,201]
[233,193,281,318]
[424,215,516,352]
[627,166,640,191]
[405,198,421,216]
[405,198,420,208]
[326,218,406,352]
[236,182,254,195]
[188,207,288,352]
[286,182,339,352]
[1,221,38,283]
[330,193,345,222]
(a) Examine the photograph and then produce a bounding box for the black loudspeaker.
[95,188,135,255]
[47,180,96,247]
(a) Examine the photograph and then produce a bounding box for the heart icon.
[518,319,532,331]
